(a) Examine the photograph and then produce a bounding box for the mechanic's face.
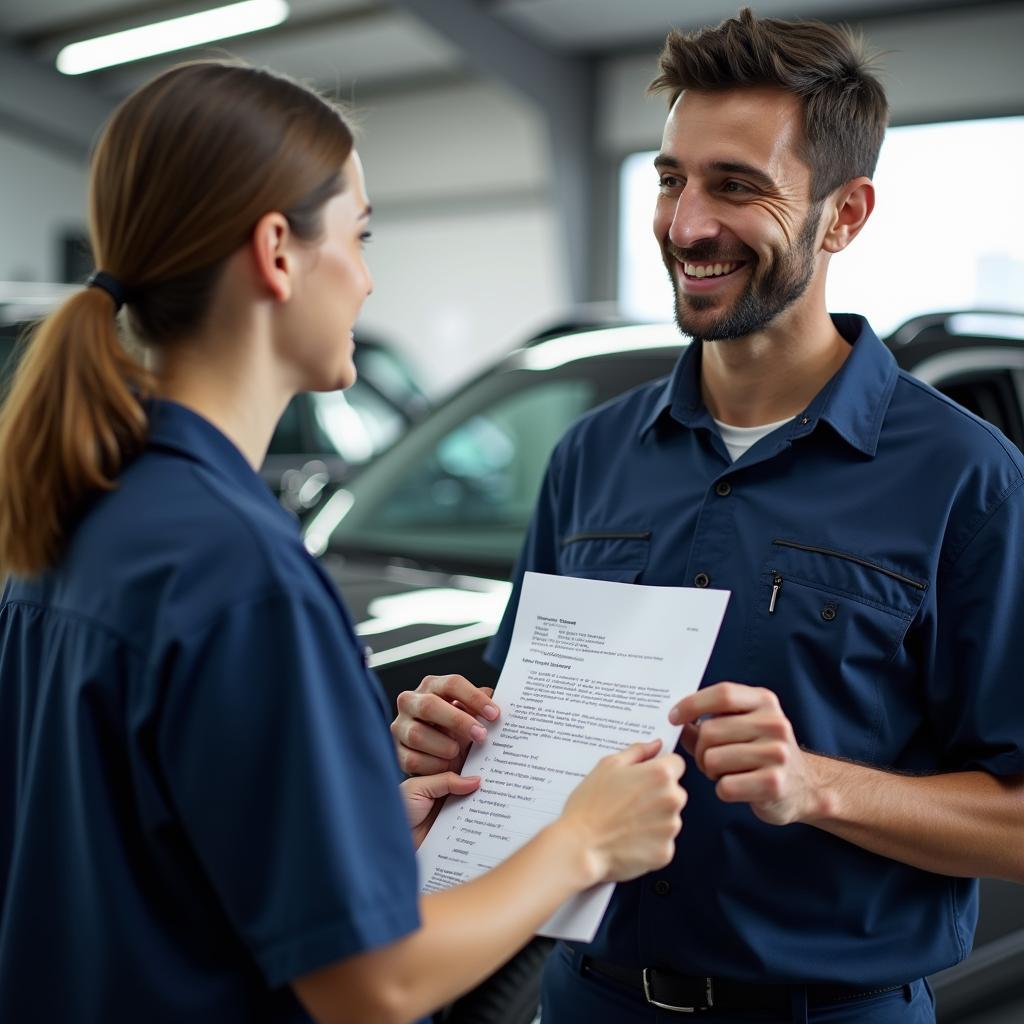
[653,87,824,343]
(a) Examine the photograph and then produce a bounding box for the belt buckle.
[642,968,714,1013]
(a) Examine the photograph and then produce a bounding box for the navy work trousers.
[540,944,937,1024]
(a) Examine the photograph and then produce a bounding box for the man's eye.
[723,180,749,194]
[658,175,683,191]
[359,231,373,246]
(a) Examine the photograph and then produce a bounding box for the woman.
[0,62,685,1024]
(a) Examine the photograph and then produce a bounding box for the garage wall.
[352,78,568,394]
[598,2,1024,155]
[0,132,86,283]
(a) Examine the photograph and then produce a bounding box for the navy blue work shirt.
[487,315,1024,986]
[0,400,420,1022]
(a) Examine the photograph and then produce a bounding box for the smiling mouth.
[681,260,746,280]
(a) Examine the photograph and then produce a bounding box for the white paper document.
[416,571,729,942]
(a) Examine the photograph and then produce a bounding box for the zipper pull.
[769,573,783,614]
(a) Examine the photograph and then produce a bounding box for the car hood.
[320,552,511,669]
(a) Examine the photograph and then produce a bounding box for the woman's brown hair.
[649,7,889,201]
[0,61,354,576]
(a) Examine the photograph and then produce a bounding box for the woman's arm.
[292,740,686,1024]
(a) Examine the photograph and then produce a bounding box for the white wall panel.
[359,204,566,396]
[0,133,85,281]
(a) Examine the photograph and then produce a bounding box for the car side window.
[935,370,1024,451]
[375,379,592,530]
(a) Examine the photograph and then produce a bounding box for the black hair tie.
[86,270,128,313]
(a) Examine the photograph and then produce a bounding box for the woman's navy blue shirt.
[0,400,420,1022]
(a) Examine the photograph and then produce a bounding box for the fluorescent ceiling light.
[56,0,289,76]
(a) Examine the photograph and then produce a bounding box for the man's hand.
[669,682,827,826]
[400,771,481,849]
[391,674,500,776]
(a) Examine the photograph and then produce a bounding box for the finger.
[392,714,463,760]
[680,722,700,758]
[695,710,793,769]
[670,682,772,726]
[409,771,482,800]
[655,752,686,781]
[608,738,663,766]
[421,674,500,722]
[400,748,459,777]
[400,691,490,745]
[714,767,785,805]
[702,740,788,781]
[693,712,770,758]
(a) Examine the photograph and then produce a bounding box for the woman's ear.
[821,177,875,254]
[250,212,293,302]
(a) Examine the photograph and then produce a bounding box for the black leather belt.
[563,945,906,1015]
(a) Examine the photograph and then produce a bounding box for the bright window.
[619,116,1024,337]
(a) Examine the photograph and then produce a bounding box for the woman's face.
[282,151,373,392]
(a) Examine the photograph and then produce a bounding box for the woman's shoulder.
[62,447,330,639]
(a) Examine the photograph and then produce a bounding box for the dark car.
[309,313,1024,1024]
[261,337,430,519]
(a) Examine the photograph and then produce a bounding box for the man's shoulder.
[890,369,1024,476]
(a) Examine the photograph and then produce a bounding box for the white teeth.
[683,260,739,278]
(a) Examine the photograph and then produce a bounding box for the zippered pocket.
[561,531,652,547]
[772,538,927,591]
[748,540,930,762]
[766,539,927,621]
[558,528,651,582]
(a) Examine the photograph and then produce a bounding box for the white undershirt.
[712,416,793,462]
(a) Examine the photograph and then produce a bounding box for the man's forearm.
[805,755,1024,882]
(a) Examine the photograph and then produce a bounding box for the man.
[392,9,1024,1023]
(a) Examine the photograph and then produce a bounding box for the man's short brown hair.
[649,7,888,201]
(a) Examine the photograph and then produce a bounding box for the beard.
[665,202,823,343]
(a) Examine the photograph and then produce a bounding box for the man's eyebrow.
[653,154,777,190]
[710,161,776,189]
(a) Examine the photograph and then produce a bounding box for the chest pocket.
[750,538,929,760]
[557,530,651,583]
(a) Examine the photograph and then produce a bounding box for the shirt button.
[821,604,838,622]
[694,572,710,588]
[715,481,732,497]
[653,879,671,896]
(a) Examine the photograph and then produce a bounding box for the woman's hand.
[558,739,687,885]
[400,771,481,848]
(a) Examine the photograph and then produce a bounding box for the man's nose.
[667,188,721,250]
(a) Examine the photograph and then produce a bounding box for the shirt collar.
[639,314,898,458]
[145,398,276,503]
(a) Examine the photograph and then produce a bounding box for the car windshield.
[313,327,683,570]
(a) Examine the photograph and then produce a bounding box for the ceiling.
[0,0,1001,103]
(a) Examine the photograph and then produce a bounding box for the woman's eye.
[359,231,373,246]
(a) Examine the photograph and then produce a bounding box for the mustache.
[665,241,755,264]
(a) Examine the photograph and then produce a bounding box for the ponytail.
[0,287,151,576]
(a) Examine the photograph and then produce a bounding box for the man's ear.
[821,177,875,254]
[250,212,293,302]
